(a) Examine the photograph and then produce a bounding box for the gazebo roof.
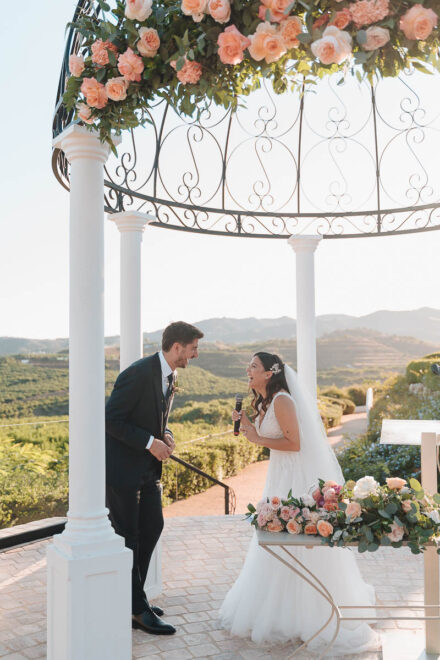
[52,0,440,239]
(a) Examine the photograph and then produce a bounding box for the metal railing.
[170,455,236,515]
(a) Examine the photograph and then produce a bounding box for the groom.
[105,321,204,635]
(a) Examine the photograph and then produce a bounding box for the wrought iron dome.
[52,1,440,239]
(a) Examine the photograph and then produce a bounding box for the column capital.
[288,234,322,253]
[109,210,155,233]
[53,124,121,164]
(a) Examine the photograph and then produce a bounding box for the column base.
[47,530,132,660]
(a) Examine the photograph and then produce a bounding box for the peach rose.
[313,13,329,29]
[324,487,336,501]
[402,500,412,513]
[329,8,351,30]
[280,506,291,521]
[345,501,362,519]
[400,4,438,40]
[171,58,203,84]
[386,477,407,490]
[350,0,389,28]
[270,496,281,509]
[279,16,302,49]
[312,488,322,502]
[311,25,352,65]
[217,25,251,64]
[69,54,85,77]
[323,500,339,512]
[387,521,405,543]
[286,519,302,534]
[317,520,334,538]
[208,0,231,24]
[309,511,320,524]
[248,22,287,64]
[363,26,390,50]
[125,0,153,21]
[260,0,293,23]
[289,506,300,519]
[304,522,318,535]
[323,480,339,490]
[80,77,108,109]
[118,47,144,82]
[267,518,283,532]
[76,102,94,124]
[105,77,129,102]
[137,27,160,57]
[181,0,207,21]
[91,39,118,66]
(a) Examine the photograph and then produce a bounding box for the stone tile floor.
[0,515,430,659]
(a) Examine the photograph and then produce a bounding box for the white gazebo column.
[109,210,162,600]
[48,125,132,660]
[109,211,154,371]
[288,234,322,398]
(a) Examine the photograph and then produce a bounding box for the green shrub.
[318,397,344,429]
[406,356,440,385]
[346,385,368,406]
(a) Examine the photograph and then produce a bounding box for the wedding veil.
[283,364,344,489]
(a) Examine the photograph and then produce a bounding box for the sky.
[1,2,439,339]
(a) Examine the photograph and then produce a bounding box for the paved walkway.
[0,515,429,660]
[164,411,368,518]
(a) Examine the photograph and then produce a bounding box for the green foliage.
[346,384,368,407]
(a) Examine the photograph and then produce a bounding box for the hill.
[0,308,439,355]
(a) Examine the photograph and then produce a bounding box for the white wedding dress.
[219,386,379,656]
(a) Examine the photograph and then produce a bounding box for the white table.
[381,419,440,655]
[257,531,440,659]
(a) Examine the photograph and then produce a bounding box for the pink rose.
[181,0,207,22]
[301,507,311,520]
[310,511,320,524]
[313,13,329,29]
[80,77,108,109]
[267,519,283,532]
[387,522,405,543]
[323,480,339,490]
[125,0,152,21]
[256,499,266,513]
[345,501,362,519]
[286,519,302,534]
[304,522,317,535]
[311,25,352,65]
[312,488,322,503]
[76,102,94,124]
[400,4,438,40]
[270,496,281,510]
[137,27,160,57]
[171,58,203,84]
[324,487,336,501]
[208,0,231,24]
[69,54,85,77]
[279,16,302,49]
[280,506,291,521]
[260,503,274,520]
[362,25,390,50]
[217,25,251,65]
[105,77,129,102]
[386,477,407,490]
[317,520,334,538]
[402,500,412,513]
[91,39,118,66]
[248,22,287,64]
[257,512,267,527]
[323,500,339,512]
[350,0,389,28]
[329,8,351,30]
[118,47,144,82]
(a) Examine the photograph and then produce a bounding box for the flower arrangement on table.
[246,476,440,554]
[63,0,440,147]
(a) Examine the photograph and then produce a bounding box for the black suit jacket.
[105,353,174,490]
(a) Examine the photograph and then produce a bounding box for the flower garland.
[63,0,440,147]
[246,476,440,554]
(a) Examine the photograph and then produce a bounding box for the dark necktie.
[164,373,174,413]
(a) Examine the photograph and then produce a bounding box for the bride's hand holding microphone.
[232,408,260,445]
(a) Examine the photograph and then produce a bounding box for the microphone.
[432,364,440,376]
[234,394,243,436]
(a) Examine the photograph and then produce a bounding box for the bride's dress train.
[219,388,379,656]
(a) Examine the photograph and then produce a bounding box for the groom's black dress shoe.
[132,609,176,635]
[151,605,164,617]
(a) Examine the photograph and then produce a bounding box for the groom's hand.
[148,438,172,461]
[163,432,175,453]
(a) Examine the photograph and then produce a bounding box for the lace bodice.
[255,391,293,440]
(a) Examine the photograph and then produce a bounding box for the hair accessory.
[270,362,282,375]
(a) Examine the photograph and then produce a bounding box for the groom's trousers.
[106,474,164,615]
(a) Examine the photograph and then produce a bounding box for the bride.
[219,352,379,656]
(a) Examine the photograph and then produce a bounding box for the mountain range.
[0,307,438,356]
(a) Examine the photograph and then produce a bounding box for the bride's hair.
[250,352,290,421]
